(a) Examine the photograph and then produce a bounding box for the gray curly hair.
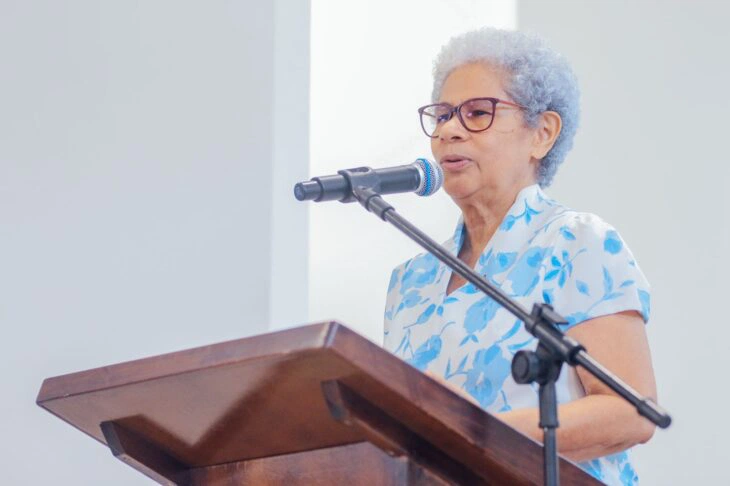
[432,28,580,187]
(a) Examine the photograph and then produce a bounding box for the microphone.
[293,158,443,202]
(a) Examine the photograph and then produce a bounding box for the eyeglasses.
[418,97,523,138]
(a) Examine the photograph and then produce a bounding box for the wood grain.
[37,321,601,485]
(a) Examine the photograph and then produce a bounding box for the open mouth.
[441,156,472,169]
[441,155,471,163]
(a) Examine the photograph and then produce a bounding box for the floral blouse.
[383,184,650,486]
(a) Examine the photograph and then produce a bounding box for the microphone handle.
[294,176,348,202]
[375,165,421,195]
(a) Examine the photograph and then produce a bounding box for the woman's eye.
[468,110,492,118]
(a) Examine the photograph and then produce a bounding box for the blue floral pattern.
[383,184,650,486]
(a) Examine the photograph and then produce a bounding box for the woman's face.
[431,62,541,204]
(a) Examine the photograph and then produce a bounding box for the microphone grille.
[413,158,443,197]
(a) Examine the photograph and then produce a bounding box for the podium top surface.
[37,322,598,485]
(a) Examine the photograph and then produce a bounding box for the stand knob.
[512,350,543,384]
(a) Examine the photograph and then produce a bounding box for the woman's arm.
[496,310,657,462]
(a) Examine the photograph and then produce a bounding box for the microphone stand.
[330,171,671,486]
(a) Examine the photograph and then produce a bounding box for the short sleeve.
[383,264,403,348]
[382,251,441,353]
[543,213,651,331]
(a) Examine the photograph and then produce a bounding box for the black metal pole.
[543,425,558,486]
[351,186,671,425]
[539,376,560,486]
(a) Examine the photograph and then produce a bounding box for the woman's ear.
[531,111,562,160]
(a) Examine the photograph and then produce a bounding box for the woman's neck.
[457,181,536,255]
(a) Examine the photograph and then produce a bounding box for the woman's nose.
[438,114,466,141]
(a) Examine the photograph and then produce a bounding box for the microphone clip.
[336,166,381,204]
[338,167,395,219]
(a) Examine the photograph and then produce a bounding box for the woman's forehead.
[438,62,508,104]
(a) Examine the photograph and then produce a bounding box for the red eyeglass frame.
[418,97,524,138]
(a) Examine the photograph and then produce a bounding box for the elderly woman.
[383,28,656,485]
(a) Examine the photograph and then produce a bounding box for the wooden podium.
[37,322,600,485]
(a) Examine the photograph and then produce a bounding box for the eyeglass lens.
[420,99,495,137]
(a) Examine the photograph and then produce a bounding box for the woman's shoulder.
[391,232,455,273]
[386,235,453,297]
[538,207,628,252]
[534,208,651,325]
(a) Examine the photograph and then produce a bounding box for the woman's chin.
[443,181,480,202]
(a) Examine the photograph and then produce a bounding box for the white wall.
[518,1,730,484]
[0,1,308,484]
[309,0,517,344]
[270,0,310,330]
